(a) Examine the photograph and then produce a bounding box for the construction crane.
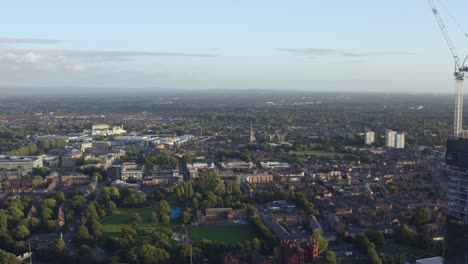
[428,0,468,136]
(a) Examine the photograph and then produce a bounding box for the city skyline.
[2,0,468,92]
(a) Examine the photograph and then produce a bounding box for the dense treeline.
[6,139,67,156]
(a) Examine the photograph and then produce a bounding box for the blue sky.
[2,0,468,92]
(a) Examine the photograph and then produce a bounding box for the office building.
[107,165,122,180]
[190,127,203,137]
[364,131,375,145]
[444,136,468,263]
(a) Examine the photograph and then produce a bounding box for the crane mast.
[428,0,468,136]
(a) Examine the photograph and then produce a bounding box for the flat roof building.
[0,155,44,172]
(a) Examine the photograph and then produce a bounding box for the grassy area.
[188,224,257,245]
[385,243,435,262]
[101,205,158,233]
[100,204,182,250]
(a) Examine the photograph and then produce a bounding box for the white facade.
[91,124,126,136]
[121,162,143,181]
[260,161,291,170]
[121,170,142,181]
[385,130,397,147]
[0,155,44,172]
[364,131,375,145]
[395,133,405,149]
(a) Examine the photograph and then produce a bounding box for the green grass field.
[188,224,257,244]
[101,205,158,233]
[385,243,435,262]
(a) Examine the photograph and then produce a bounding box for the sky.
[2,0,468,93]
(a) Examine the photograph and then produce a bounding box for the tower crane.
[428,0,468,136]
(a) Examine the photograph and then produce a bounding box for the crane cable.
[436,0,468,39]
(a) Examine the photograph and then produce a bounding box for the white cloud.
[0,37,62,44]
[0,50,86,72]
[0,49,217,73]
[280,48,418,58]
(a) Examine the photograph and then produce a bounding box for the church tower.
[250,122,256,144]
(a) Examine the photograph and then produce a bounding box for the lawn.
[101,204,182,233]
[101,205,157,233]
[188,224,257,245]
[385,243,436,262]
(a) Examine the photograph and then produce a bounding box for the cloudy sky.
[2,0,468,92]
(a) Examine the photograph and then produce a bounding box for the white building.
[0,155,44,172]
[91,124,126,136]
[364,131,375,145]
[121,162,143,181]
[260,161,291,170]
[395,133,405,149]
[385,130,397,148]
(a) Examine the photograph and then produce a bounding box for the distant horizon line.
[0,85,458,96]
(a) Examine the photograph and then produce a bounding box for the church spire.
[250,121,256,144]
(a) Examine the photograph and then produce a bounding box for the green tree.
[121,226,137,242]
[0,249,22,264]
[74,225,92,245]
[366,231,384,250]
[324,251,337,264]
[100,186,120,202]
[87,220,102,239]
[312,230,328,252]
[41,207,54,221]
[368,247,382,264]
[28,217,41,232]
[44,219,56,232]
[32,175,43,188]
[180,210,191,224]
[159,200,171,216]
[0,210,7,231]
[149,211,159,224]
[160,214,170,224]
[131,212,144,224]
[251,237,261,251]
[183,154,196,165]
[0,231,14,252]
[414,207,431,226]
[43,198,57,209]
[197,171,225,195]
[55,192,66,203]
[12,225,30,239]
[129,244,170,264]
[7,206,24,221]
[53,238,66,254]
